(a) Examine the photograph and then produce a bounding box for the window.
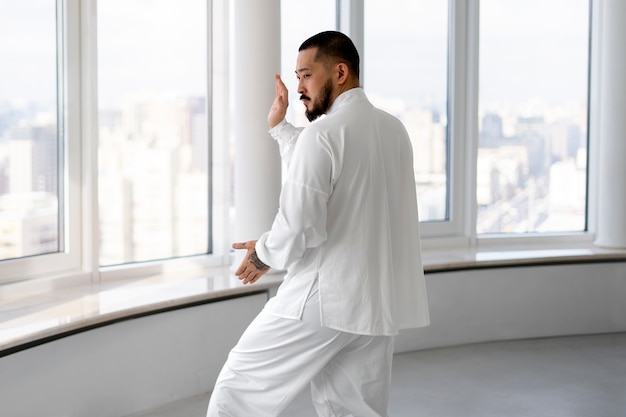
[363,0,449,223]
[0,1,214,282]
[359,0,591,241]
[0,1,597,284]
[0,1,61,262]
[97,0,210,265]
[477,0,590,235]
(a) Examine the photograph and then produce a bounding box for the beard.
[304,78,333,122]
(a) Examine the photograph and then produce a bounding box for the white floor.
[130,332,626,417]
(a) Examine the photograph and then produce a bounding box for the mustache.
[300,94,311,101]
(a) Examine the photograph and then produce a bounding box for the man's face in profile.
[296,48,334,122]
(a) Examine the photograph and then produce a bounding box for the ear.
[336,62,349,85]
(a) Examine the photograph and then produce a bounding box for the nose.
[297,78,305,95]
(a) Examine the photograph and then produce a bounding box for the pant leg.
[311,334,394,417]
[206,284,360,417]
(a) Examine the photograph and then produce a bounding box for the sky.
[1,0,590,113]
[0,0,57,106]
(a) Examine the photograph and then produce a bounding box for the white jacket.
[256,88,430,336]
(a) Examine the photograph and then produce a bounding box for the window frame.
[342,0,596,250]
[472,0,596,250]
[0,0,225,284]
[97,0,224,281]
[0,0,600,285]
[0,0,83,283]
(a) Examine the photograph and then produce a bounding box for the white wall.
[396,262,626,353]
[1,262,625,416]
[0,293,267,417]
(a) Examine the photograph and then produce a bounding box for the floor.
[131,332,626,417]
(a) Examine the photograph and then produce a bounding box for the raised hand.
[268,74,289,128]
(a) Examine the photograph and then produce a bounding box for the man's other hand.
[232,240,271,284]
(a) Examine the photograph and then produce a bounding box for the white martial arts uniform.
[207,88,429,417]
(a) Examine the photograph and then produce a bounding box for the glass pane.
[364,0,449,222]
[281,0,337,126]
[478,0,589,234]
[0,1,60,261]
[98,0,209,265]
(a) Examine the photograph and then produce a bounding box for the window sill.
[422,243,626,272]
[0,267,285,357]
[2,242,626,357]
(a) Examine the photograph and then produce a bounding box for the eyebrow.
[295,67,311,74]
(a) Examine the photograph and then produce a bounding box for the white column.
[232,0,282,259]
[337,0,364,83]
[595,0,626,248]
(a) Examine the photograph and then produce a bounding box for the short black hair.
[299,31,360,80]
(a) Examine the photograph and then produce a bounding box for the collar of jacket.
[326,87,369,116]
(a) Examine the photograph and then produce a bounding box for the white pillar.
[337,0,364,83]
[232,1,282,257]
[595,0,626,248]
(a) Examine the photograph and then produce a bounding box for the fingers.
[269,74,289,129]
[232,240,265,284]
[234,260,246,276]
[275,73,284,89]
[235,264,266,285]
[274,74,288,100]
[239,269,262,285]
[275,73,282,94]
[232,241,255,250]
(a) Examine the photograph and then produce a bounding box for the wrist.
[250,250,270,271]
[269,118,286,130]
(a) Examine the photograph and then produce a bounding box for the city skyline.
[0,0,590,262]
[0,89,588,261]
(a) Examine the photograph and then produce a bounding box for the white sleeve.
[256,128,331,270]
[268,119,304,167]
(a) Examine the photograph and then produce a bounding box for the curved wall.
[1,262,625,416]
[396,261,626,353]
[0,293,267,417]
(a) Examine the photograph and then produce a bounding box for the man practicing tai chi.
[206,30,430,417]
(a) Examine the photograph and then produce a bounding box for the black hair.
[299,31,360,80]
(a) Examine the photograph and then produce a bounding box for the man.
[207,31,429,417]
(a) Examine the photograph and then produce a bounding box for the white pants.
[206,283,394,417]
